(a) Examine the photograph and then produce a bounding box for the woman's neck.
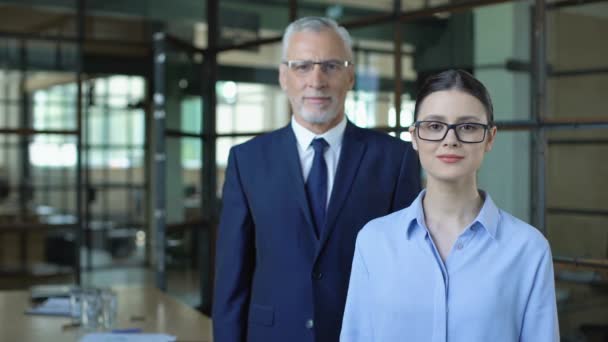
[422,178,484,236]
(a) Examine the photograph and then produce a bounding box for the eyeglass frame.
[413,120,493,143]
[281,59,354,75]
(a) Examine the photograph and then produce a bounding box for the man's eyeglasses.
[282,60,353,75]
[413,120,491,143]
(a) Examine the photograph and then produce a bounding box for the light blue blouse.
[340,190,559,342]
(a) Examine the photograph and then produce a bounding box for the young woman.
[340,70,559,341]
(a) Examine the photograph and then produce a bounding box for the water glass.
[99,289,118,330]
[69,288,83,324]
[69,287,118,331]
[79,288,102,330]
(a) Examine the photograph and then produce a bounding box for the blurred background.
[0,0,606,340]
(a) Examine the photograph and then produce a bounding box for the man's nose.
[307,64,328,88]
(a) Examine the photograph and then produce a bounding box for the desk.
[0,286,213,342]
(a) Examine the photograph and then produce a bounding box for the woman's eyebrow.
[421,114,446,121]
[421,114,483,122]
[455,116,483,122]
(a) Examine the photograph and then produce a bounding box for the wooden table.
[0,286,213,342]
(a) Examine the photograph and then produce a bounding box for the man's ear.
[347,68,355,90]
[279,65,287,91]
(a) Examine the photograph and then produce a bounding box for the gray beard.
[299,109,339,124]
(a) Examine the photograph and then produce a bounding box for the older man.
[212,17,421,342]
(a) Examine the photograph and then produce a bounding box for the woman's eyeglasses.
[414,120,491,143]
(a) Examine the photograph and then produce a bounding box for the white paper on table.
[25,297,77,317]
[79,333,177,342]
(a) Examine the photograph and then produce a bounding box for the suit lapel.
[317,122,367,250]
[279,125,318,246]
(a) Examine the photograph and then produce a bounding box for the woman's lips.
[437,155,464,163]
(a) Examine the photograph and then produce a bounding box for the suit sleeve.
[391,143,421,211]
[340,232,374,342]
[520,245,560,342]
[212,148,255,342]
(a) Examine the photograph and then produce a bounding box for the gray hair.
[281,17,354,60]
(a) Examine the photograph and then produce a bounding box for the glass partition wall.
[545,2,608,337]
[0,3,151,289]
[0,36,81,289]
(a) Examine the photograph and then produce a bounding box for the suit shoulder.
[357,207,409,245]
[231,126,289,155]
[355,125,407,144]
[354,126,412,150]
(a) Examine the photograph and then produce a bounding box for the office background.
[0,0,606,340]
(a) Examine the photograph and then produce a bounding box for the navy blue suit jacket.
[213,121,421,342]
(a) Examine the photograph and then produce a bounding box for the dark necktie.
[306,138,329,238]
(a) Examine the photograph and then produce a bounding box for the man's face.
[279,29,354,132]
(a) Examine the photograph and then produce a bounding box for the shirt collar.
[404,189,501,240]
[474,191,500,239]
[403,190,425,240]
[291,115,347,151]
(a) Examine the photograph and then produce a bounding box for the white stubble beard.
[295,95,340,124]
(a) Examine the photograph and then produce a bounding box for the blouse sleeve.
[520,245,560,342]
[340,234,374,342]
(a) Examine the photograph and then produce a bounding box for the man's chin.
[300,111,338,125]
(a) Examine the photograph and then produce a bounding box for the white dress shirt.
[291,116,346,207]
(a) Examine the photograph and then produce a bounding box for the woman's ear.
[409,126,418,151]
[484,126,497,152]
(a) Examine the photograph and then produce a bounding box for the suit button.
[305,319,314,329]
[312,272,323,280]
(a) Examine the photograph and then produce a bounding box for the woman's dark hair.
[413,69,494,125]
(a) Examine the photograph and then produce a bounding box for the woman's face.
[410,89,497,185]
